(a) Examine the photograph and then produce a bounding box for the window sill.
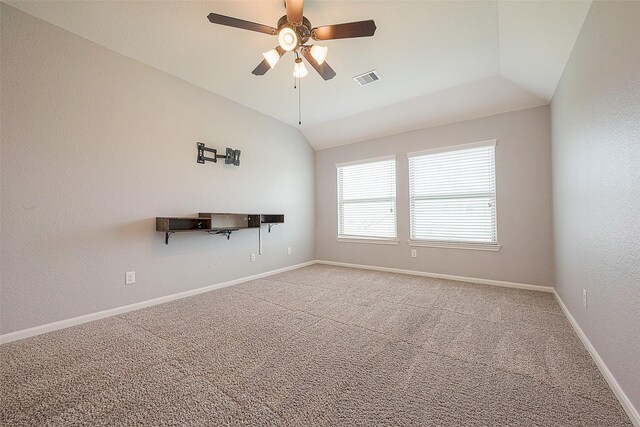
[408,240,502,251]
[337,237,399,245]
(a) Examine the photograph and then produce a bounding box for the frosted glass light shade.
[310,45,328,64]
[278,27,298,51]
[293,58,308,78]
[262,49,280,68]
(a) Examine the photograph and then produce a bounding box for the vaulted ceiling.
[7,1,591,149]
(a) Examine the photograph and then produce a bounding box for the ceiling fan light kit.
[293,58,308,78]
[278,26,298,51]
[309,45,328,65]
[262,48,281,68]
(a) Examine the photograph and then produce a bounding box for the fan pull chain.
[298,76,302,125]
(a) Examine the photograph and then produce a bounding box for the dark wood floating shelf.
[156,213,284,245]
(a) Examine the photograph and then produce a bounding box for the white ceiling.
[6,1,591,149]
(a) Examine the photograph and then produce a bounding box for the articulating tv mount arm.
[197,142,241,166]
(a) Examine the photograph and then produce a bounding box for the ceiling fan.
[207,0,377,80]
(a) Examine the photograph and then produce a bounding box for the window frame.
[336,155,398,244]
[407,140,501,252]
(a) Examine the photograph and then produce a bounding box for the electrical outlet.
[287,247,292,255]
[250,253,256,262]
[125,271,136,285]
[583,289,588,309]
[411,249,417,258]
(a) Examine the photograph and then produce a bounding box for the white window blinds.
[337,157,397,239]
[409,141,497,245]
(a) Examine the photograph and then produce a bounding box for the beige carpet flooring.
[1,264,633,426]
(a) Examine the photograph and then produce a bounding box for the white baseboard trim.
[316,260,554,293]
[553,291,640,427]
[0,261,316,345]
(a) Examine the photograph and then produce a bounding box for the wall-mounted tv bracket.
[197,142,241,166]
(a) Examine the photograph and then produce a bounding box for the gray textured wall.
[0,5,315,334]
[551,0,640,411]
[315,106,554,287]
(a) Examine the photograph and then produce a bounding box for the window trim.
[336,155,398,241]
[406,139,497,159]
[408,240,501,251]
[407,139,499,249]
[335,154,397,168]
[337,237,399,245]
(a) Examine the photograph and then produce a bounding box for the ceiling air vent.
[353,70,381,86]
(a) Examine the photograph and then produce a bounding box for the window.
[337,156,397,242]
[408,140,499,250]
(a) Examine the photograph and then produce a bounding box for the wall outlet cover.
[287,247,292,255]
[250,253,256,262]
[411,249,417,258]
[125,271,136,285]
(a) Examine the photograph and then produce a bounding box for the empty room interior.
[1,0,639,425]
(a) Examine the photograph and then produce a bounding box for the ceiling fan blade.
[207,13,277,35]
[301,49,336,80]
[312,20,377,40]
[286,0,304,25]
[252,59,271,76]
[251,46,286,76]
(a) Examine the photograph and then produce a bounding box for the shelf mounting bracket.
[164,231,174,245]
